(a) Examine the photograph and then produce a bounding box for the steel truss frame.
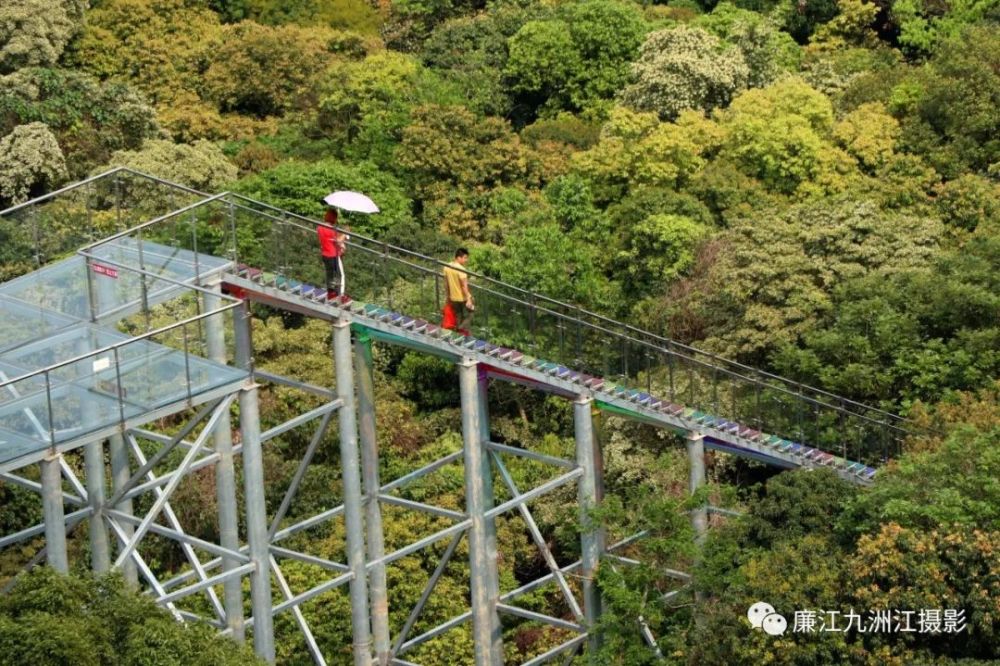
[0,306,713,666]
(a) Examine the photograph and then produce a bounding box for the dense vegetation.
[1,0,999,663]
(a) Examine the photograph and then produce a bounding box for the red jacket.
[318,210,343,258]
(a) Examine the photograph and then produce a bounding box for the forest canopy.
[1,0,999,663]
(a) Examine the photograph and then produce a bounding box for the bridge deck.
[223,267,876,484]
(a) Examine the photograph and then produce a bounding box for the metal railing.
[0,258,243,450]
[1,169,914,464]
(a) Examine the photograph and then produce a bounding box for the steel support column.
[205,285,245,641]
[575,396,605,657]
[459,357,502,666]
[235,300,275,662]
[477,368,500,604]
[84,440,110,573]
[686,432,707,543]
[109,433,138,585]
[41,454,68,573]
[354,329,390,665]
[334,319,373,666]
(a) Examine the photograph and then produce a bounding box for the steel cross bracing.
[0,170,916,665]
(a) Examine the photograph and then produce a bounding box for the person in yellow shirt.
[443,248,474,334]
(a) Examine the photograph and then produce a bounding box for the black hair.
[455,247,469,258]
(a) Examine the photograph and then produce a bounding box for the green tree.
[318,51,463,167]
[94,139,238,193]
[888,0,1000,54]
[244,0,382,34]
[201,22,340,118]
[675,197,943,361]
[697,2,801,88]
[572,107,720,205]
[891,27,1000,178]
[422,7,534,116]
[718,77,855,196]
[0,122,67,205]
[70,0,223,106]
[619,25,750,121]
[0,68,159,179]
[474,222,618,309]
[396,104,534,200]
[833,101,901,171]
[613,213,709,301]
[0,0,86,74]
[504,0,647,119]
[771,237,1000,405]
[0,568,263,666]
[234,158,412,235]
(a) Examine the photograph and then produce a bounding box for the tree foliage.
[620,25,750,121]
[504,0,646,118]
[0,0,86,74]
[0,67,160,178]
[94,139,238,193]
[0,122,67,205]
[0,568,263,666]
[202,22,340,118]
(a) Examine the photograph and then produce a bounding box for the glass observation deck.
[0,235,246,471]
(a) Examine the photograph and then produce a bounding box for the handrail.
[0,169,909,424]
[230,194,908,428]
[0,299,241,393]
[0,169,916,458]
[0,166,208,217]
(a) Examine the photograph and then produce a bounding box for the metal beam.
[267,411,334,540]
[575,396,605,658]
[260,400,341,443]
[269,545,349,573]
[113,396,234,568]
[235,300,275,662]
[521,635,589,666]
[0,472,84,506]
[486,441,575,469]
[378,494,465,521]
[125,434,227,622]
[157,563,256,607]
[496,603,585,633]
[485,467,583,520]
[333,319,373,666]
[686,431,707,544]
[109,433,138,585]
[492,453,584,622]
[84,440,110,573]
[380,450,463,493]
[459,357,502,666]
[391,531,463,656]
[41,454,67,573]
[355,331,391,666]
[206,284,246,641]
[270,556,326,665]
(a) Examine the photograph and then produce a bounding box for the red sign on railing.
[91,263,119,279]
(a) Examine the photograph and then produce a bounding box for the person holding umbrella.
[318,191,379,302]
[317,206,347,301]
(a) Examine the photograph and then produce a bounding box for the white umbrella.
[323,191,379,214]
